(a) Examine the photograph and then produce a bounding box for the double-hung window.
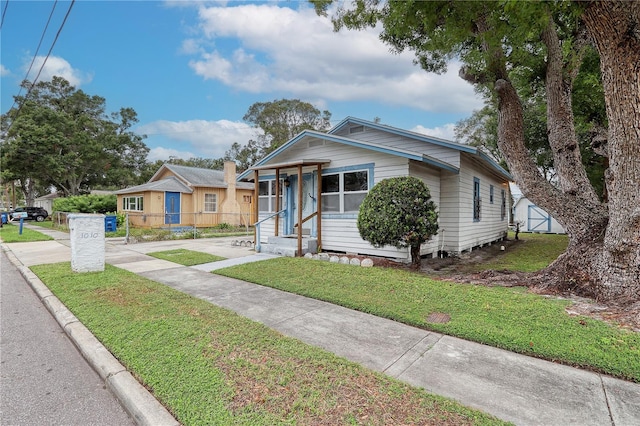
[258,179,283,212]
[321,169,369,213]
[501,189,507,221]
[122,195,143,211]
[204,193,217,212]
[473,177,481,221]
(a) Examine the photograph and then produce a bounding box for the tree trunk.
[410,245,421,269]
[583,2,640,302]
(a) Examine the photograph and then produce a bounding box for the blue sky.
[1,0,485,162]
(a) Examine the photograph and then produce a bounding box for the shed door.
[527,205,550,232]
[165,192,181,225]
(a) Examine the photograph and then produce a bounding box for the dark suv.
[11,206,49,222]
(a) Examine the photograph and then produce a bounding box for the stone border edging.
[2,245,179,426]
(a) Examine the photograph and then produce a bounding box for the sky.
[1,0,486,163]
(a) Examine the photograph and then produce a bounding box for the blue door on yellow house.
[165,192,180,225]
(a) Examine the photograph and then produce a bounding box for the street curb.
[2,245,180,426]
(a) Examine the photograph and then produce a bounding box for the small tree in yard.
[358,177,439,268]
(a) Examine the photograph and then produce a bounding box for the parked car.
[10,206,49,222]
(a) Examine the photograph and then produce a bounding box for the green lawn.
[147,249,226,266]
[216,256,640,382]
[471,232,569,272]
[31,263,506,426]
[0,223,53,242]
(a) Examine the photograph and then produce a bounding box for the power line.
[4,0,75,135]
[8,1,59,111]
[0,0,9,30]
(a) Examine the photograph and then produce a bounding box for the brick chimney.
[220,161,240,224]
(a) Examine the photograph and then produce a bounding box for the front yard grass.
[147,249,225,266]
[471,232,569,272]
[0,223,53,243]
[216,257,640,382]
[31,262,506,426]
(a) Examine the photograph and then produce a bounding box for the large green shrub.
[357,176,439,267]
[53,194,117,214]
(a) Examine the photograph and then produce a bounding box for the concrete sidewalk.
[3,224,640,425]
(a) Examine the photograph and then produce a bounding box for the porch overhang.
[249,159,331,173]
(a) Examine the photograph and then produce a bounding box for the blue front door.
[287,173,316,236]
[165,192,181,225]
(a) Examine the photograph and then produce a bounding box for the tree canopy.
[1,77,149,202]
[315,0,640,303]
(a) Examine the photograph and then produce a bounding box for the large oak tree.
[314,0,640,304]
[1,77,149,200]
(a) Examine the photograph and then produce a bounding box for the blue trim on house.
[319,163,374,218]
[321,213,358,220]
[329,116,476,153]
[237,128,461,180]
[476,150,513,181]
[330,117,512,181]
[321,162,375,184]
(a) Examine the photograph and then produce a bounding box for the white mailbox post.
[68,214,105,272]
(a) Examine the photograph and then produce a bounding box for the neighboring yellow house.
[115,162,255,229]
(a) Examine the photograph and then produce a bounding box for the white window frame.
[321,169,369,214]
[258,179,284,213]
[122,195,144,211]
[204,193,217,212]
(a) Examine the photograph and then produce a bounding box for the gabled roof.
[115,176,193,195]
[238,116,512,181]
[238,130,462,180]
[150,164,228,187]
[330,117,512,180]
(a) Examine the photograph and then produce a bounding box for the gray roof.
[155,164,226,187]
[115,176,193,195]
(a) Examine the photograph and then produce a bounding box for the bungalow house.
[238,116,513,261]
[116,162,255,229]
[513,195,566,234]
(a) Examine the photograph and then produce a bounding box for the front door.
[165,192,181,225]
[288,173,315,236]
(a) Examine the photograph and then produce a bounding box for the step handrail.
[254,209,286,252]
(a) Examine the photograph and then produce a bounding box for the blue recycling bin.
[104,215,117,232]
[1,212,8,224]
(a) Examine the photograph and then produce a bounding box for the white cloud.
[147,146,197,162]
[411,123,457,141]
[0,64,10,77]
[24,55,92,86]
[187,3,482,113]
[137,119,261,160]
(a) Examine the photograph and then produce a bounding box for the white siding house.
[513,196,566,234]
[239,117,513,261]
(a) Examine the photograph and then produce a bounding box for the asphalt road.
[0,250,134,426]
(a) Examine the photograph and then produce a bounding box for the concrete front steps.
[258,235,318,257]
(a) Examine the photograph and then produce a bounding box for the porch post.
[274,168,280,236]
[316,163,322,252]
[297,164,303,257]
[254,170,259,245]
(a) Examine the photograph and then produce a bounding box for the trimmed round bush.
[357,176,438,267]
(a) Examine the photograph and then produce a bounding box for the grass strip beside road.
[147,249,226,266]
[0,223,54,243]
[31,262,507,426]
[216,257,640,382]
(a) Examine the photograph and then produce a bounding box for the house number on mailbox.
[80,232,99,238]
